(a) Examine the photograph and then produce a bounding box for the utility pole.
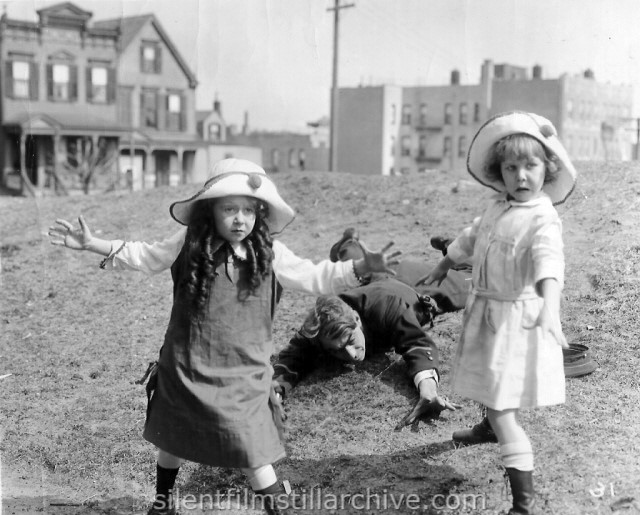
[327,0,354,171]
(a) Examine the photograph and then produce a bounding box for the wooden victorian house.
[0,2,202,195]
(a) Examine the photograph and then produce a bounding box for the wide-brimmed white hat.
[467,111,577,205]
[170,158,295,233]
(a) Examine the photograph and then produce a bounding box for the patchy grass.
[1,162,639,514]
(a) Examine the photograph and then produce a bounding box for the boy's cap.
[467,111,577,205]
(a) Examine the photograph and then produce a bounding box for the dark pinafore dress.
[143,243,285,468]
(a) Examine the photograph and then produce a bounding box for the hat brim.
[467,111,577,205]
[170,172,295,234]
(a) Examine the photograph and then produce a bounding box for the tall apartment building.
[0,2,203,194]
[336,60,634,176]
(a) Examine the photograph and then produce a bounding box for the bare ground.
[1,162,639,514]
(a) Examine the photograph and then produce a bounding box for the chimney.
[532,64,542,79]
[242,111,249,135]
[584,69,595,80]
[480,59,494,84]
[213,99,221,114]
[451,69,460,85]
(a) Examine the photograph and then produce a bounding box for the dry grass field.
[1,161,639,514]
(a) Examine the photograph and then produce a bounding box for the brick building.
[335,60,634,176]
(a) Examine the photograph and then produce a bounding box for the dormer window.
[141,42,161,74]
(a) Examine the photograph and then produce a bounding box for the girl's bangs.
[497,134,546,160]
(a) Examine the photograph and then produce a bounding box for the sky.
[3,0,640,132]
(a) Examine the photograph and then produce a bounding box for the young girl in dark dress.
[49,158,399,514]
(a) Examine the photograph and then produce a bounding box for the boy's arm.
[273,333,321,400]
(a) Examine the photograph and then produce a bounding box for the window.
[401,104,411,125]
[390,104,396,124]
[208,123,221,141]
[390,135,396,156]
[419,103,428,126]
[54,64,69,100]
[12,61,30,98]
[141,89,158,128]
[87,66,115,104]
[141,42,161,73]
[458,136,467,157]
[444,103,452,124]
[166,92,183,131]
[418,135,427,157]
[46,63,77,102]
[443,136,452,157]
[271,149,280,170]
[401,136,411,156]
[474,103,481,122]
[6,57,38,100]
[459,103,468,125]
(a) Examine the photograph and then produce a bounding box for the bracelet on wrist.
[99,242,126,269]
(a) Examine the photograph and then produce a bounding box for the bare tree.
[62,137,118,194]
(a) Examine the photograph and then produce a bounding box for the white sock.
[243,464,277,491]
[500,441,534,471]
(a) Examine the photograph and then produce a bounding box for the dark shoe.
[430,236,452,256]
[147,493,177,515]
[505,468,536,514]
[329,228,360,262]
[452,417,497,445]
[262,494,283,515]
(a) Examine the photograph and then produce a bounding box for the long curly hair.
[181,198,274,321]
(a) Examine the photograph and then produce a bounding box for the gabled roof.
[37,2,92,19]
[94,14,197,88]
[36,2,92,28]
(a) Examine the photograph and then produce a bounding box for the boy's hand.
[396,379,460,429]
[48,215,93,251]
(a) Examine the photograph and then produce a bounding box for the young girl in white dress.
[49,158,399,515]
[418,112,576,515]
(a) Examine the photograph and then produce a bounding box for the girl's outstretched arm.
[48,215,113,255]
[415,255,455,287]
[352,240,401,277]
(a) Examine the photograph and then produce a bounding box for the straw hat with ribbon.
[170,158,295,234]
[467,111,577,205]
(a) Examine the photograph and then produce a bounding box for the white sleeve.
[446,216,481,264]
[103,227,187,274]
[272,239,360,295]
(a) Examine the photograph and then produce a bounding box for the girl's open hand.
[358,240,401,275]
[48,216,93,251]
[416,259,450,287]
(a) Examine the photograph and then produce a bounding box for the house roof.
[36,2,93,22]
[94,14,198,88]
[3,112,131,136]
